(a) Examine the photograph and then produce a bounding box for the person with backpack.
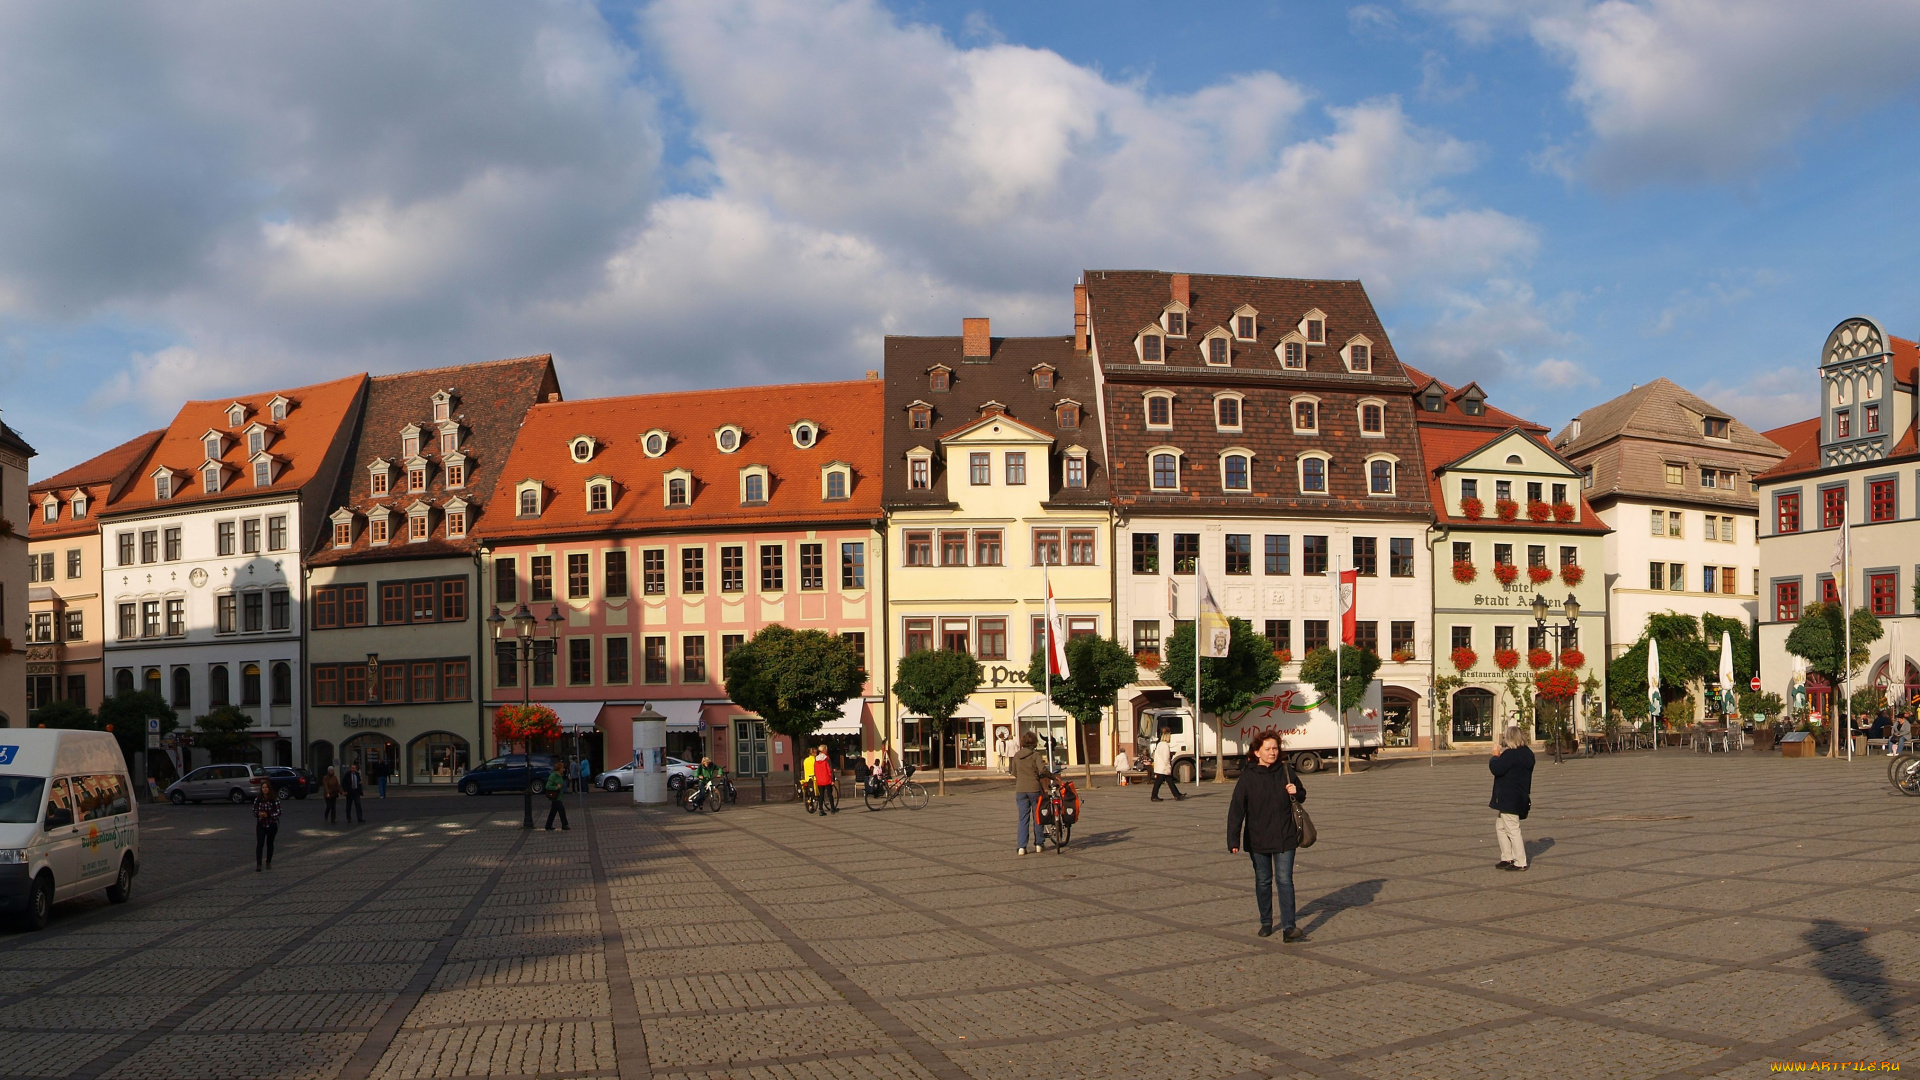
[544,766,570,830]
[1011,730,1051,855]
[1226,729,1307,941]
[1490,725,1535,871]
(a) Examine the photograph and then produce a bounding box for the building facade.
[100,375,366,766]
[883,322,1111,771]
[305,356,558,784]
[1082,272,1436,749]
[477,379,887,779]
[0,416,35,726]
[1756,318,1920,714]
[1553,378,1784,665]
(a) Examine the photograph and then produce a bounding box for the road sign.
[147,718,161,733]
[1750,677,1762,691]
[146,733,160,749]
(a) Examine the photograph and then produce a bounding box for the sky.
[7,0,1920,479]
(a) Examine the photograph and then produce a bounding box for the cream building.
[0,415,35,726]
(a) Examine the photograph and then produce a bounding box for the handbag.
[1288,766,1316,849]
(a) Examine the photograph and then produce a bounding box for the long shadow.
[1298,878,1385,936]
[1067,828,1133,849]
[1804,918,1902,1043]
[1525,836,1555,861]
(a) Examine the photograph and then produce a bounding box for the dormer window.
[155,472,172,500]
[1342,336,1373,373]
[431,390,453,422]
[1299,454,1329,494]
[1056,402,1080,429]
[1358,400,1385,436]
[741,466,768,505]
[407,462,427,492]
[204,435,223,461]
[665,469,693,507]
[41,499,56,523]
[442,454,467,489]
[517,483,542,517]
[1367,455,1397,495]
[247,428,266,455]
[909,406,931,430]
[226,403,247,428]
[642,429,668,457]
[268,395,290,423]
[1220,449,1253,492]
[1137,328,1165,363]
[1277,335,1305,370]
[928,367,951,392]
[790,421,817,449]
[402,432,420,459]
[439,423,459,455]
[1299,310,1326,344]
[1149,449,1182,491]
[714,425,742,453]
[407,504,431,542]
[1704,416,1729,439]
[1865,405,1880,434]
[586,476,613,513]
[907,449,933,490]
[570,437,595,463]
[1420,384,1446,412]
[822,462,851,501]
[1162,303,1188,337]
[1215,394,1243,432]
[1145,392,1173,429]
[331,513,353,548]
[1032,366,1054,390]
[444,498,469,538]
[369,461,391,496]
[1064,447,1088,489]
[1234,305,1258,341]
[253,459,272,487]
[203,465,222,493]
[1460,389,1486,416]
[71,494,86,519]
[1201,329,1232,366]
[368,508,391,545]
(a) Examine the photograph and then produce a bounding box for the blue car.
[458,754,555,795]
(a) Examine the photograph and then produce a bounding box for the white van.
[0,730,140,930]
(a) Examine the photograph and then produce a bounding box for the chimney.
[1569,418,1583,440]
[963,317,991,358]
[1073,283,1088,352]
[865,370,879,381]
[1170,273,1189,306]
[547,392,560,403]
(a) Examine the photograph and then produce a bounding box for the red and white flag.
[1044,574,1071,680]
[1339,568,1359,645]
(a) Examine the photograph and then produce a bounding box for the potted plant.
[1527,564,1553,584]
[1559,648,1585,669]
[1527,647,1554,670]
[1526,499,1551,521]
[1493,562,1519,585]
[1493,648,1520,671]
[1274,648,1293,665]
[1391,648,1415,663]
[1560,564,1585,586]
[1135,650,1162,670]
[1452,559,1477,583]
[1460,496,1484,520]
[1495,499,1519,521]
[1450,646,1477,673]
[1552,501,1575,522]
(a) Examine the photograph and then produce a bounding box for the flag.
[1338,568,1359,646]
[1167,576,1179,620]
[1831,516,1851,604]
[1044,575,1071,681]
[1647,636,1663,720]
[1718,629,1736,718]
[1198,567,1230,658]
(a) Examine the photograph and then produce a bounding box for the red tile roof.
[1753,417,1823,482]
[1417,422,1608,533]
[477,379,884,541]
[28,430,164,540]
[1399,362,1546,433]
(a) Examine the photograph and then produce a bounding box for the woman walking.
[321,766,342,825]
[1490,725,1535,871]
[254,780,281,871]
[1226,729,1306,941]
[1011,730,1050,855]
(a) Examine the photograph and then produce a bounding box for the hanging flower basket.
[1493,563,1519,585]
[1527,648,1554,670]
[1493,648,1521,671]
[1527,564,1554,584]
[1135,651,1162,670]
[1559,648,1586,670]
[1452,560,1478,583]
[1526,499,1552,522]
[493,703,562,749]
[1560,564,1585,586]
[1391,648,1416,663]
[1495,499,1519,521]
[1460,496,1484,520]
[1450,646,1477,673]
[1535,668,1580,700]
[1274,648,1293,665]
[1552,501,1576,522]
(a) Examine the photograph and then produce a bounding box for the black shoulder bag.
[1288,765,1316,849]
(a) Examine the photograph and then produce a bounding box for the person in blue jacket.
[1490,725,1535,871]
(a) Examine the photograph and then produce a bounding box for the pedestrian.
[1112,747,1130,787]
[1150,727,1185,802]
[578,754,593,794]
[254,780,281,871]
[811,744,838,813]
[543,766,570,830]
[1490,725,1535,871]
[375,756,389,798]
[853,753,872,785]
[344,762,366,823]
[321,766,342,825]
[1010,730,1049,855]
[1227,728,1306,941]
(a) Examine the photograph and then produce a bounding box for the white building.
[100,376,366,766]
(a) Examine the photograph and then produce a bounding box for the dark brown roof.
[309,355,559,565]
[1550,378,1785,508]
[882,335,1108,508]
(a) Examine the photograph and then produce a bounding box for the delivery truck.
[1138,678,1384,781]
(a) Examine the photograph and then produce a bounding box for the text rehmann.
[342,714,396,728]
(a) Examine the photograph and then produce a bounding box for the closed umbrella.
[1647,636,1663,745]
[1719,630,1737,724]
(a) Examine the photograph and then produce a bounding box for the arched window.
[1453,687,1496,742]
[1146,395,1172,428]
[271,662,292,706]
[1301,457,1327,493]
[1152,453,1180,491]
[172,667,192,710]
[1216,397,1241,430]
[209,665,231,708]
[143,667,162,697]
[519,488,539,516]
[242,663,262,707]
[115,669,134,696]
[1293,400,1318,432]
[589,483,610,512]
[668,477,689,506]
[744,474,764,503]
[1370,459,1395,494]
[826,470,847,500]
[1223,454,1250,491]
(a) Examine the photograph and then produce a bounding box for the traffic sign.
[1750,676,1762,692]
[147,718,161,733]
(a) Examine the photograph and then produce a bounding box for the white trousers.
[1495,812,1527,867]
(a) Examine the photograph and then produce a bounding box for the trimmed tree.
[1300,644,1384,766]
[97,691,180,781]
[891,649,982,796]
[194,705,257,763]
[1024,635,1138,786]
[1162,619,1282,779]
[725,625,867,784]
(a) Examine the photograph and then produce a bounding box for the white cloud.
[1400,279,1570,384]
[1532,357,1596,390]
[1651,269,1785,336]
[1697,365,1818,433]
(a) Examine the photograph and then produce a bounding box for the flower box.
[1493,648,1521,670]
[1526,499,1551,522]
[1493,563,1519,585]
[1460,496,1484,520]
[1527,648,1554,670]
[1450,646,1477,673]
[1559,648,1586,670]
[1135,651,1162,670]
[1451,560,1477,583]
[1495,499,1519,521]
[1552,501,1575,522]
[1274,648,1293,665]
[1391,649,1416,663]
[1560,564,1585,586]
[1527,564,1553,584]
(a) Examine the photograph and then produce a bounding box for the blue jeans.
[378,775,388,797]
[1015,791,1039,849]
[1250,850,1297,930]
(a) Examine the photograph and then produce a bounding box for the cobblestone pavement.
[5,752,1920,1078]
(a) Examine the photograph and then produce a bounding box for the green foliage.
[1161,619,1283,722]
[99,691,179,737]
[1431,674,1462,749]
[1503,672,1535,726]
[1661,697,1695,727]
[724,625,868,741]
[1738,689,1784,719]
[1297,645,1382,714]
[49,692,178,774]
[1608,611,1758,719]
[31,698,95,729]
[1784,602,1884,685]
[1851,686,1887,719]
[1025,635,1138,728]
[892,649,983,729]
[194,706,257,762]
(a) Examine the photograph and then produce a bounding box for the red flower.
[1493,563,1519,584]
[1535,668,1580,700]
[1460,496,1484,520]
[1274,649,1293,665]
[1526,499,1551,522]
[1135,651,1162,670]
[1527,648,1554,670]
[1552,501,1575,522]
[1392,648,1416,663]
[1527,564,1553,584]
[1450,646,1477,672]
[1493,648,1521,671]
[1559,648,1586,669]
[1560,564,1585,586]
[492,703,562,749]
[1452,560,1478,583]
[1495,499,1519,521]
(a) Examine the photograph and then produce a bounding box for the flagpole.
[1044,563,1052,772]
[1843,520,1852,762]
[1335,552,1346,776]
[1194,569,1202,786]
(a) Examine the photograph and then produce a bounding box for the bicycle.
[861,765,929,811]
[680,775,723,813]
[1032,772,1077,852]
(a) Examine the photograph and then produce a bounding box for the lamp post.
[1530,592,1582,762]
[488,601,561,828]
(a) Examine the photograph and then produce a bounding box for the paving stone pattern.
[4,753,1920,1077]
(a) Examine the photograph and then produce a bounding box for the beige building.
[0,416,34,725]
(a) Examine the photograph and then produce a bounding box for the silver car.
[165,764,268,805]
[595,757,695,792]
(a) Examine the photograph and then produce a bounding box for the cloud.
[1399,279,1570,384]
[1417,52,1477,103]
[1697,365,1817,433]
[1651,269,1785,336]
[1422,0,1920,185]
[1532,357,1596,389]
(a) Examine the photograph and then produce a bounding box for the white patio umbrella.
[1719,629,1736,723]
[1647,636,1662,744]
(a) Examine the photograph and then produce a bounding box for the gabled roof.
[28,429,164,540]
[1418,425,1609,533]
[1400,362,1544,433]
[1550,377,1782,457]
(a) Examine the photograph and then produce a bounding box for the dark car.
[262,766,314,800]
[458,754,555,795]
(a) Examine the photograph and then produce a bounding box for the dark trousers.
[545,796,569,829]
[377,775,388,797]
[1015,791,1038,849]
[1250,850,1297,930]
[345,791,364,822]
[1151,773,1183,800]
[323,795,338,823]
[255,823,278,867]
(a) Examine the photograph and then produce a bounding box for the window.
[1388,538,1414,578]
[1665,463,1683,485]
[1668,511,1683,538]
[65,610,83,642]
[268,590,289,631]
[1496,480,1512,502]
[941,531,968,566]
[1032,529,1061,566]
[825,470,847,500]
[1776,581,1801,622]
[904,532,933,568]
[1352,536,1377,577]
[965,452,990,486]
[667,477,689,506]
[1165,310,1186,336]
[1301,457,1326,493]
[495,557,517,603]
[1348,343,1370,372]
[1871,479,1896,522]
[155,473,171,500]
[975,619,1007,661]
[1721,566,1737,595]
[1173,534,1200,574]
[1303,620,1330,653]
[683,636,708,682]
[1214,397,1241,430]
[1360,403,1383,435]
[1057,404,1079,429]
[638,549,663,596]
[1776,492,1800,534]
[1225,534,1251,575]
[588,482,611,512]
[1140,333,1163,362]
[1293,400,1317,431]
[1560,546,1579,569]
[1264,621,1289,654]
[1152,453,1179,490]
[561,552,588,599]
[644,637,668,683]
[65,548,80,578]
[904,618,934,654]
[137,529,157,564]
[1145,395,1173,428]
[1822,487,1847,529]
[929,369,950,392]
[1494,543,1513,568]
[1452,541,1471,565]
[743,473,764,504]
[1302,535,1328,577]
[1135,621,1163,656]
[383,583,407,624]
[1526,482,1543,505]
[343,585,366,626]
[974,530,1002,567]
[493,643,517,689]
[1133,533,1159,574]
[1836,410,1852,438]
[569,638,593,685]
[1234,313,1255,339]
[1822,577,1840,605]
[334,520,353,547]
[118,603,136,640]
[1265,535,1289,575]
[1390,621,1414,658]
[251,459,272,488]
[1669,563,1685,592]
[760,544,784,591]
[217,594,237,634]
[1451,626,1473,653]
[1067,530,1096,567]
[1872,572,1898,616]
[1704,566,1719,594]
[680,548,702,594]
[236,518,258,555]
[1223,454,1250,491]
[1353,621,1378,655]
[445,461,465,488]
[370,516,389,544]
[1005,452,1027,485]
[1866,404,1881,434]
[116,532,134,566]
[841,543,865,589]
[909,456,930,490]
[1275,340,1301,369]
[315,667,339,705]
[1369,459,1394,494]
[405,512,429,542]
[606,638,630,684]
[1205,336,1229,365]
[1702,416,1729,439]
[530,555,553,601]
[372,469,390,496]
[1703,513,1720,540]
[1649,562,1665,590]
[1305,318,1323,343]
[800,543,824,590]
[942,619,971,654]
[1065,454,1085,488]
[1033,368,1054,390]
[520,488,539,516]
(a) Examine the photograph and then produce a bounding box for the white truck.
[1139,679,1384,781]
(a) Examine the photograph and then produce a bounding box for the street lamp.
[1531,592,1582,761]
[491,601,558,828]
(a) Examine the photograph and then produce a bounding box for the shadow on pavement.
[1525,836,1555,860]
[1805,918,1903,1043]
[1067,828,1134,849]
[1300,878,1385,935]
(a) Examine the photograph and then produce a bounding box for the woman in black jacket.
[1227,729,1306,941]
[1489,725,1534,871]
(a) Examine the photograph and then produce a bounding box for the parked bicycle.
[1889,754,1920,796]
[862,764,929,811]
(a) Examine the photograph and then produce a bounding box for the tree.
[726,625,867,782]
[32,698,95,730]
[1025,635,1138,785]
[891,649,981,796]
[194,706,257,763]
[76,692,179,777]
[1608,612,1718,722]
[1298,645,1381,718]
[1785,602,1884,688]
[1163,619,1282,778]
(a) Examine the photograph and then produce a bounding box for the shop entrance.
[1382,687,1419,747]
[342,733,399,780]
[408,732,472,784]
[1452,688,1495,743]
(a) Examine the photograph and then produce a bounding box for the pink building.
[475,379,886,779]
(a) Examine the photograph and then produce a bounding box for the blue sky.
[7,0,1920,477]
